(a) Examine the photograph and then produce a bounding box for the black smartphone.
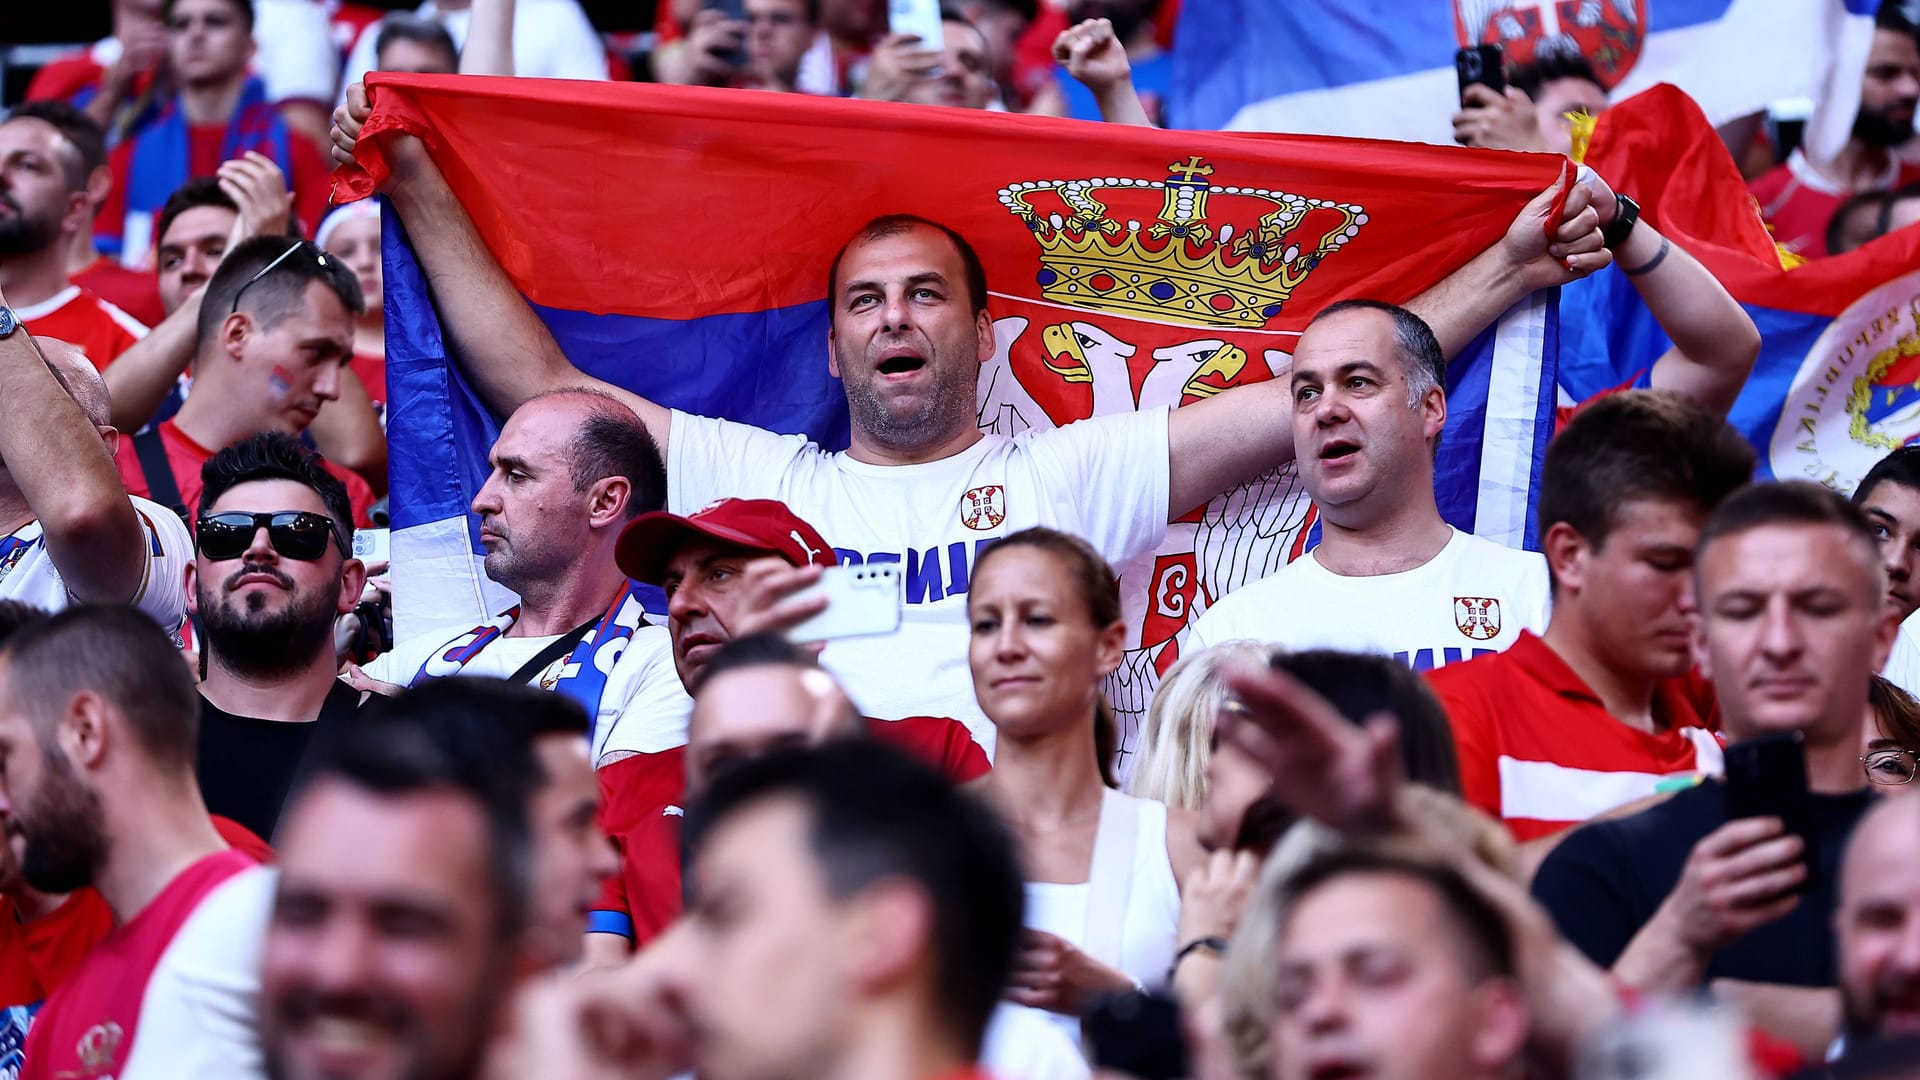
[703,0,749,69]
[1084,990,1188,1080]
[1455,44,1506,104]
[1723,731,1817,894]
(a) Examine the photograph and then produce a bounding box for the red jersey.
[591,716,988,945]
[114,419,377,527]
[72,257,165,329]
[15,286,147,373]
[349,353,387,409]
[21,850,256,1080]
[1428,631,1723,841]
[100,122,335,267]
[1748,149,1920,259]
[0,891,114,1009]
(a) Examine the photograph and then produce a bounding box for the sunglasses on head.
[197,511,348,562]
[229,240,334,316]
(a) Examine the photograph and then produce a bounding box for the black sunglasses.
[229,240,334,316]
[197,511,348,562]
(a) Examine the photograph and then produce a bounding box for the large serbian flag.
[1171,0,1878,159]
[1561,83,1920,492]
[337,74,1565,749]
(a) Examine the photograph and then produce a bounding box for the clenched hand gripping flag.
[1563,84,1920,494]
[338,74,1567,757]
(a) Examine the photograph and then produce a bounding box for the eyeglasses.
[229,240,333,315]
[1862,747,1919,786]
[197,511,348,562]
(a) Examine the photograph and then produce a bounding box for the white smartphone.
[352,527,390,567]
[783,564,903,644]
[888,0,946,53]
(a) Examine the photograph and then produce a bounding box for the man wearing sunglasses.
[113,233,376,529]
[0,309,193,642]
[188,432,370,842]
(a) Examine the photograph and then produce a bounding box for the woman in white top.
[966,526,1204,1027]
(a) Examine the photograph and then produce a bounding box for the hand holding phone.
[1723,731,1817,893]
[1455,44,1505,105]
[888,0,946,55]
[781,564,903,644]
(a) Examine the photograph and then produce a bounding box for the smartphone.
[352,527,390,567]
[1083,990,1188,1080]
[1723,731,1817,894]
[889,0,946,55]
[1455,44,1506,103]
[703,0,749,68]
[1574,998,1753,1080]
[783,564,903,643]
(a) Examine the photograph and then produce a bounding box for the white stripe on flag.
[392,516,520,645]
[1474,294,1548,548]
[1498,755,1693,824]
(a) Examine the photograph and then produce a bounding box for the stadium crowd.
[2,0,1920,1077]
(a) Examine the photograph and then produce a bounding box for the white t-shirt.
[1881,618,1920,699]
[668,409,1173,751]
[0,495,192,641]
[366,618,691,765]
[1187,527,1550,672]
[253,0,341,105]
[119,865,276,1080]
[339,0,608,97]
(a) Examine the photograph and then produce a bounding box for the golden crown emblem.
[999,156,1365,329]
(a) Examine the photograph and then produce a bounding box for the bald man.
[0,315,191,638]
[1834,796,1920,1053]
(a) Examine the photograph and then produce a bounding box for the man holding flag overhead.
[331,76,1607,750]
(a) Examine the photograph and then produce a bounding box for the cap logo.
[790,529,823,564]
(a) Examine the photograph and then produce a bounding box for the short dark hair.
[6,100,106,188]
[0,605,200,774]
[365,676,590,793]
[198,234,365,346]
[1508,37,1604,101]
[291,716,532,940]
[1278,848,1515,982]
[1854,446,1920,508]
[1308,300,1446,406]
[693,632,817,694]
[683,742,1023,1054]
[1542,390,1755,559]
[827,215,990,317]
[1271,650,1462,795]
[0,602,51,648]
[373,13,460,70]
[534,390,666,520]
[164,0,255,31]
[1697,481,1881,584]
[156,177,238,252]
[1879,180,1920,237]
[1827,190,1890,255]
[198,432,356,545]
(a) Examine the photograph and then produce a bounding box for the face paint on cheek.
[268,365,296,400]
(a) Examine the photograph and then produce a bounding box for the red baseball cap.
[616,498,837,585]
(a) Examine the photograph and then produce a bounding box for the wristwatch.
[1603,193,1641,249]
[0,306,18,339]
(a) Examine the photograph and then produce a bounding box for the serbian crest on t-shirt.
[1454,596,1502,641]
[960,485,1006,531]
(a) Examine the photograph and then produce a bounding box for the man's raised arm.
[0,325,146,604]
[331,84,673,452]
[1162,176,1606,517]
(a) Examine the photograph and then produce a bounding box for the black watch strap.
[1603,193,1641,249]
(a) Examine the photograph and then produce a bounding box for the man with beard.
[259,711,534,1080]
[1751,7,1920,257]
[190,433,370,841]
[112,234,377,527]
[0,605,274,1080]
[1831,795,1920,1058]
[0,103,150,372]
[332,95,1610,745]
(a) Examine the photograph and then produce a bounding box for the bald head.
[37,338,112,430]
[1836,795,1920,1041]
[514,388,665,520]
[686,644,862,794]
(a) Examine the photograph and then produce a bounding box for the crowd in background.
[2,1,1920,1079]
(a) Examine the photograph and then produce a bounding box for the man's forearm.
[1619,223,1759,417]
[1611,904,1708,993]
[0,331,145,601]
[1405,244,1528,360]
[383,143,578,416]
[104,298,200,432]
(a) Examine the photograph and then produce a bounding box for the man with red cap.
[586,496,986,963]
